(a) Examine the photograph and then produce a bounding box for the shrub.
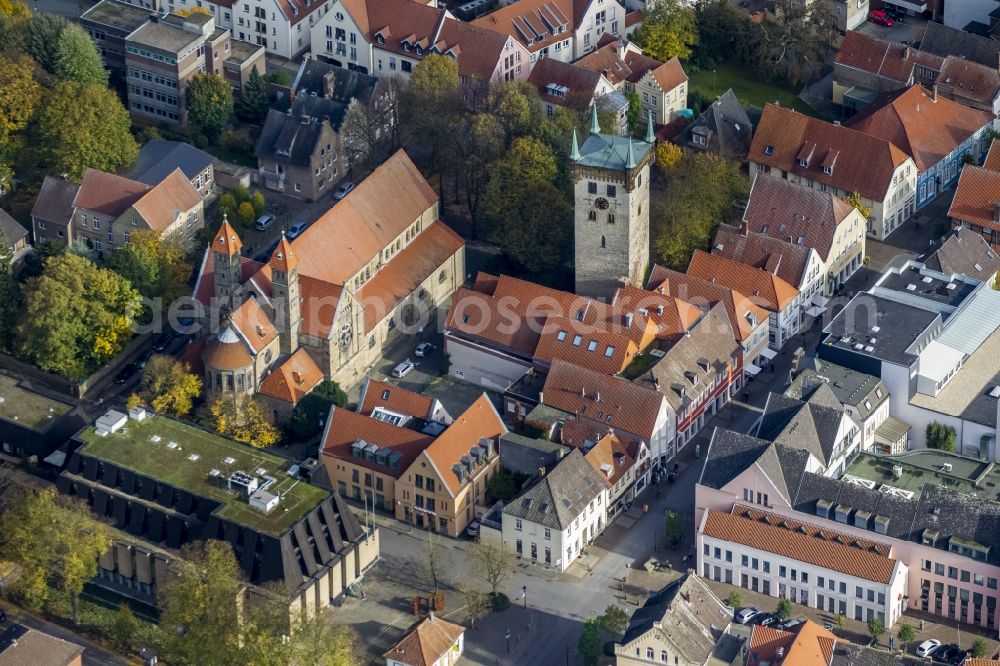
[491,592,510,612]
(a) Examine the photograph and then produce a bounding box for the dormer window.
[764,145,774,156]
[822,165,833,175]
[798,158,808,167]
[376,34,385,44]
[415,45,423,55]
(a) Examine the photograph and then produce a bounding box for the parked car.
[868,9,894,26]
[779,618,805,631]
[916,639,941,657]
[934,645,964,664]
[114,362,142,385]
[466,520,480,538]
[734,607,760,624]
[391,360,415,378]
[286,220,308,239]
[254,214,276,231]
[152,332,174,352]
[749,613,779,627]
[334,181,355,200]
[414,342,435,357]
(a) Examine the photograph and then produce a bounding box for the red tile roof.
[423,394,506,496]
[835,31,942,84]
[712,225,811,291]
[527,57,604,111]
[748,621,837,666]
[687,250,799,311]
[584,432,634,487]
[212,219,243,254]
[229,297,277,354]
[749,103,910,201]
[192,248,263,306]
[559,419,605,448]
[541,359,665,440]
[984,139,1000,172]
[947,165,1000,234]
[937,56,1000,106]
[258,347,324,404]
[73,169,150,217]
[703,505,897,584]
[358,377,435,419]
[612,285,703,342]
[473,0,574,54]
[321,406,433,479]
[848,86,994,171]
[131,169,201,232]
[268,235,298,272]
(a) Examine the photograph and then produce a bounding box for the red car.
[868,10,895,26]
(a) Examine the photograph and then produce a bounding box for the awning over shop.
[875,416,911,445]
[745,363,762,376]
[759,348,777,360]
[806,306,825,317]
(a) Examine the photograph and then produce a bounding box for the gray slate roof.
[619,574,729,663]
[125,140,214,186]
[503,448,604,530]
[757,385,845,468]
[677,89,753,160]
[919,21,1000,68]
[0,210,27,247]
[787,357,887,421]
[30,176,79,226]
[922,227,1000,281]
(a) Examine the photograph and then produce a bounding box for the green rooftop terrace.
[78,415,329,535]
[0,374,73,430]
[844,451,1000,503]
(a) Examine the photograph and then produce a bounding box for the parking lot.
[855,8,926,45]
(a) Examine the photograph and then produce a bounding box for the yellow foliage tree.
[0,54,41,143]
[141,355,202,417]
[210,397,281,448]
[0,0,30,18]
[176,6,212,15]
[844,191,872,221]
[655,142,683,171]
[126,393,142,412]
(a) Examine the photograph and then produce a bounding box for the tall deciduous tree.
[577,618,602,666]
[53,24,108,85]
[0,487,111,624]
[109,230,195,307]
[452,113,504,235]
[32,82,138,180]
[210,396,281,448]
[140,355,202,417]
[0,54,41,144]
[25,13,69,73]
[471,538,515,598]
[403,55,460,199]
[0,230,21,350]
[598,605,628,637]
[0,0,29,18]
[664,510,683,547]
[422,534,451,595]
[288,379,347,440]
[237,66,271,123]
[632,0,698,61]
[775,597,793,621]
[743,0,837,85]
[186,73,233,139]
[18,253,140,379]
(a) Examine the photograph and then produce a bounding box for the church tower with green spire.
[571,103,656,301]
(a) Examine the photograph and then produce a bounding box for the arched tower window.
[600,236,606,248]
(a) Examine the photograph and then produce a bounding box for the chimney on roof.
[993,201,1000,224]
[538,466,546,477]
[932,84,938,102]
[581,387,587,398]
[292,371,302,384]
[323,70,335,99]
[617,37,626,60]
[625,312,634,328]
[903,45,910,59]
[256,324,265,336]
[595,391,601,402]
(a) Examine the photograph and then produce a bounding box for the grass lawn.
[687,64,818,117]
[0,374,73,430]
[79,415,329,535]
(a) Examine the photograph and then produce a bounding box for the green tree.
[108,234,161,298]
[692,0,746,68]
[251,190,267,216]
[896,622,915,651]
[577,618,601,666]
[32,82,138,181]
[970,638,989,658]
[110,603,139,653]
[652,151,748,269]
[0,54,41,144]
[288,380,348,440]
[140,355,203,417]
[664,510,683,547]
[632,0,698,61]
[486,469,518,502]
[452,112,505,235]
[237,66,271,123]
[403,55,460,199]
[210,396,281,448]
[741,0,837,85]
[0,231,21,351]
[237,201,255,226]
[53,24,108,85]
[598,605,628,638]
[471,538,514,598]
[186,73,233,139]
[18,253,140,380]
[867,616,885,644]
[926,422,957,452]
[484,82,536,149]
[0,487,111,624]
[266,69,292,86]
[725,590,742,608]
[775,597,793,621]
[26,13,69,73]
[158,540,243,665]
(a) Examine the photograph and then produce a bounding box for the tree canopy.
[186,73,233,139]
[926,422,957,452]
[32,81,138,181]
[18,253,140,380]
[53,23,108,85]
[236,66,271,123]
[288,380,348,440]
[140,355,203,417]
[0,54,41,144]
[210,397,281,448]
[25,13,70,73]
[632,0,698,61]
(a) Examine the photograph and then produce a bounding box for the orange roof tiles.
[703,506,897,584]
[947,165,1000,234]
[559,419,605,448]
[835,31,942,85]
[712,225,812,291]
[131,169,201,232]
[749,103,910,201]
[423,394,505,496]
[649,57,687,92]
[358,378,434,419]
[212,218,243,254]
[747,621,837,666]
[268,235,298,272]
[321,406,433,479]
[937,56,1000,106]
[612,285,702,342]
[533,313,655,375]
[687,250,798,312]
[383,614,464,666]
[202,328,253,370]
[473,0,573,54]
[229,297,277,354]
[355,220,463,333]
[584,432,634,487]
[446,287,543,357]
[541,359,665,440]
[73,169,150,216]
[292,150,437,286]
[849,86,994,172]
[258,347,324,404]
[984,139,1000,172]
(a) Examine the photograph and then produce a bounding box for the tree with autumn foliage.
[140,355,202,417]
[0,54,41,144]
[17,254,140,380]
[108,230,195,308]
[210,396,281,448]
[844,191,872,221]
[632,0,698,61]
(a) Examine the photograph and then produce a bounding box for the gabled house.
[473,0,625,64]
[687,250,801,350]
[924,226,1000,283]
[576,34,687,125]
[748,103,917,241]
[848,86,994,209]
[740,173,866,298]
[501,448,607,572]
[676,89,754,161]
[614,574,735,666]
[948,141,1000,251]
[125,139,216,198]
[647,264,770,377]
[920,21,1000,68]
[0,210,28,263]
[358,377,452,424]
[384,614,465,666]
[256,59,377,201]
[584,431,650,520]
[312,0,529,98]
[526,57,619,125]
[320,390,506,537]
[33,167,203,255]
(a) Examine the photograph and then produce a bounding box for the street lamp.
[506,627,511,654]
[522,585,527,610]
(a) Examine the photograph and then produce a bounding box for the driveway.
[855,12,925,45]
